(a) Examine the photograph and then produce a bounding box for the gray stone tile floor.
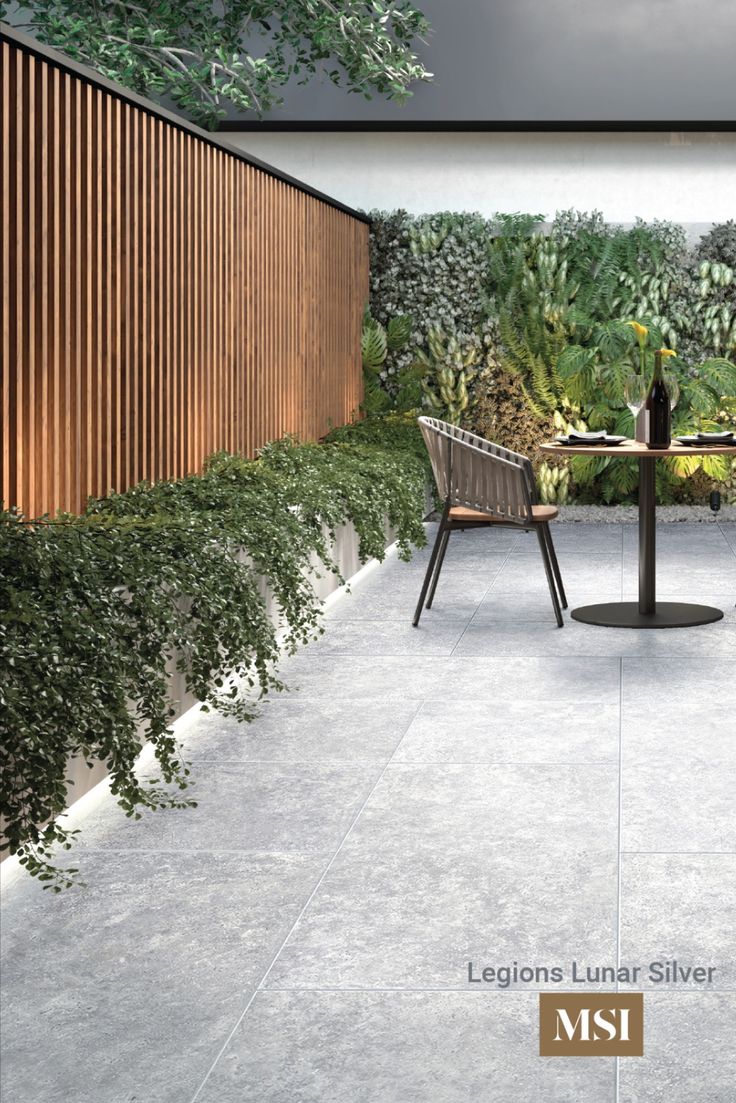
[1,520,735,1102]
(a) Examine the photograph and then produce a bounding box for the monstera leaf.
[386,314,413,351]
[361,318,387,374]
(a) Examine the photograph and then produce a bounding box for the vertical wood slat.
[1,37,369,519]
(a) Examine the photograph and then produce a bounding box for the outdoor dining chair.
[414,416,567,627]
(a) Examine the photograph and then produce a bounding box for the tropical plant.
[697,220,736,270]
[369,211,736,502]
[492,231,574,417]
[408,215,452,255]
[361,309,415,415]
[368,210,499,386]
[537,461,571,505]
[692,259,736,355]
[557,320,736,500]
[415,326,478,424]
[0,425,427,887]
[4,0,432,128]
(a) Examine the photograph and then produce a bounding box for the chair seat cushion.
[449,504,559,524]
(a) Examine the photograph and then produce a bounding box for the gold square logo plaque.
[539,993,644,1056]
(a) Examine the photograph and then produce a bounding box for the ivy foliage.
[0,427,427,887]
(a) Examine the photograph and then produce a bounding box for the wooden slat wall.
[1,38,369,518]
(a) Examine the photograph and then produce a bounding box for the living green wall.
[367,211,736,504]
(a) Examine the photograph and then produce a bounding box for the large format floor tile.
[621,763,736,852]
[266,846,617,990]
[264,652,445,697]
[491,553,624,595]
[622,554,736,598]
[394,658,620,764]
[618,993,736,1103]
[619,854,736,990]
[195,991,616,1103]
[436,654,621,700]
[621,658,736,769]
[0,851,320,1103]
[514,522,624,555]
[338,763,619,857]
[465,588,590,621]
[622,521,732,554]
[455,613,736,658]
[266,763,617,989]
[182,696,421,764]
[327,568,497,621]
[398,525,521,571]
[306,617,470,656]
[72,762,380,854]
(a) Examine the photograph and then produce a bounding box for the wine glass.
[664,373,680,411]
[624,374,647,431]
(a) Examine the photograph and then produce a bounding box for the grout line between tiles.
[448,540,518,655]
[184,754,622,763]
[717,520,736,562]
[186,758,621,766]
[63,843,736,857]
[189,696,425,1102]
[254,985,736,994]
[620,849,736,855]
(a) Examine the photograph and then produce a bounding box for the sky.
[243,0,736,123]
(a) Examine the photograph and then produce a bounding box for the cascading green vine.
[0,424,428,888]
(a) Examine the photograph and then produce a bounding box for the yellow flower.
[626,320,649,347]
[658,348,677,358]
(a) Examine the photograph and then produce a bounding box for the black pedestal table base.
[570,455,725,629]
[571,601,724,629]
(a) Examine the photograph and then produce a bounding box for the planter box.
[60,517,398,812]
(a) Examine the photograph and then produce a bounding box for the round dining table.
[539,438,736,628]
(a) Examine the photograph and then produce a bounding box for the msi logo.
[539,994,644,1056]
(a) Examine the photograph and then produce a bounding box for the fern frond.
[530,355,558,412]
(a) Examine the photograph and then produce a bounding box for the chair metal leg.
[543,523,567,609]
[425,528,451,609]
[413,510,449,627]
[536,525,564,628]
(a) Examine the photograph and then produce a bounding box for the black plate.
[555,435,626,446]
[675,435,734,447]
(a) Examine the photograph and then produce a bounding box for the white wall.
[227,131,736,237]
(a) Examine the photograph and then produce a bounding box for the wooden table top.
[540,438,736,458]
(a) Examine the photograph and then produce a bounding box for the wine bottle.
[643,350,671,449]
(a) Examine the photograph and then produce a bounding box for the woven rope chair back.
[418,416,535,526]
